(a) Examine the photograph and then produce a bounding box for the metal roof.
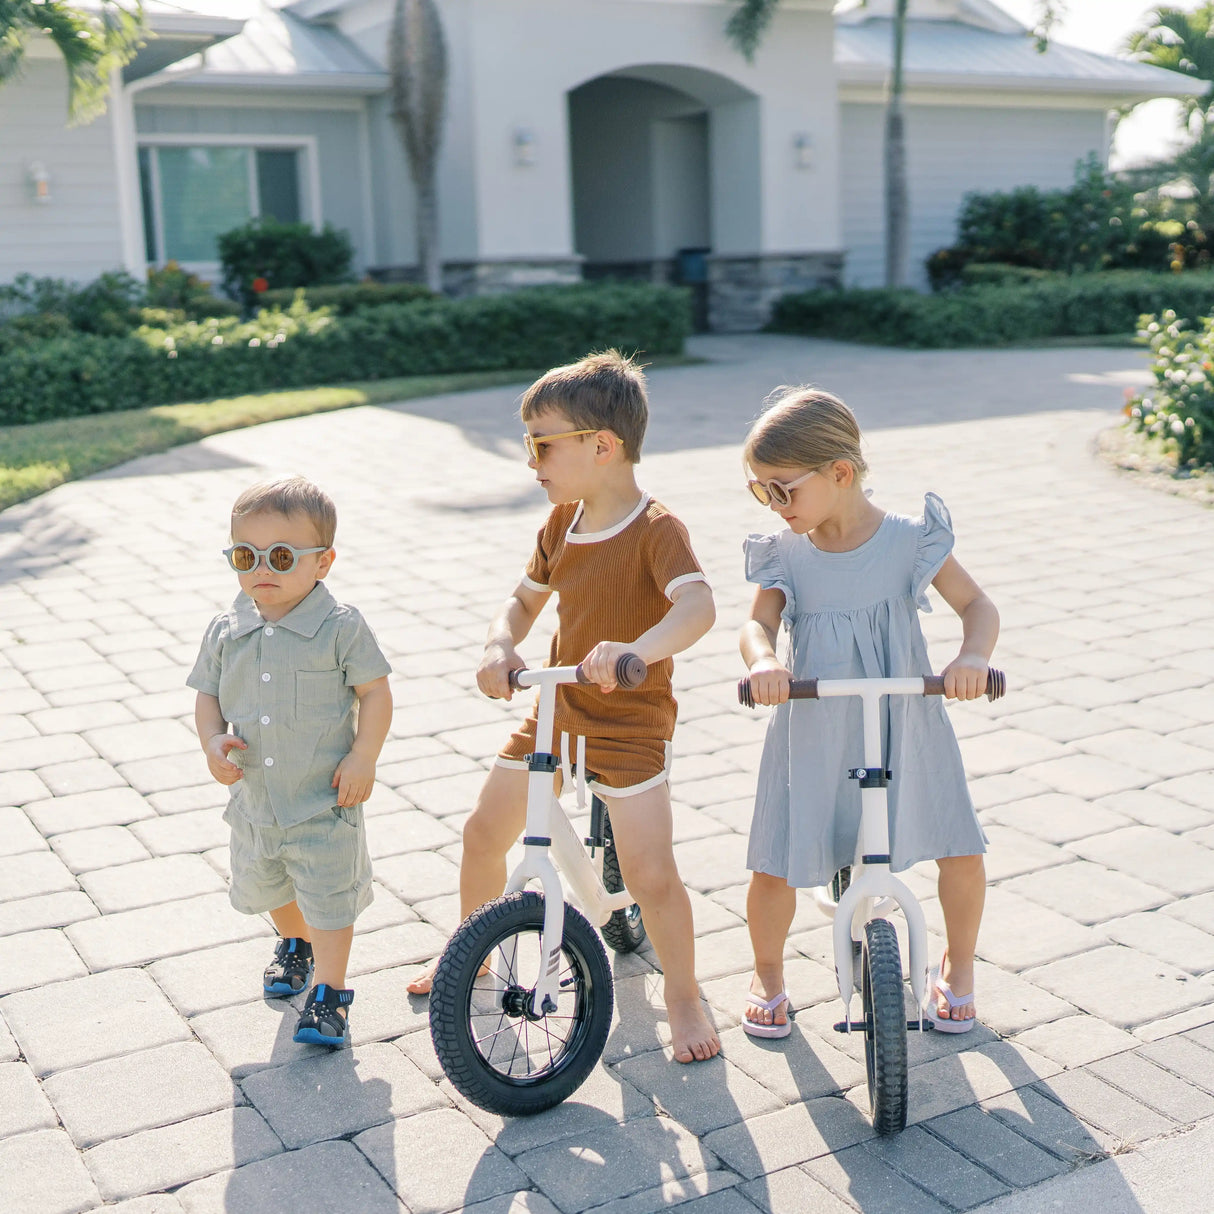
[836,17,1201,99]
[145,0,387,92]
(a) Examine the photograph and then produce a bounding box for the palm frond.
[725,0,779,61]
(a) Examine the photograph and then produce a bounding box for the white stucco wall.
[337,0,840,265]
[841,98,1110,289]
[0,57,127,283]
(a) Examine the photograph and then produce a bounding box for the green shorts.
[224,803,374,931]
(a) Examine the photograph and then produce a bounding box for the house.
[0,0,1196,330]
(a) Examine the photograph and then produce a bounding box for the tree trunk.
[884,0,909,288]
[389,0,448,293]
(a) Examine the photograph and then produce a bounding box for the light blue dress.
[744,493,986,888]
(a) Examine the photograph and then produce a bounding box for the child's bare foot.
[743,971,790,1037]
[668,997,720,1063]
[406,960,438,996]
[937,952,975,1023]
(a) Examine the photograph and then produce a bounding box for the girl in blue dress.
[738,387,999,1037]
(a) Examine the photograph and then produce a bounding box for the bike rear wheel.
[861,917,908,1135]
[429,890,613,1116]
[598,805,646,954]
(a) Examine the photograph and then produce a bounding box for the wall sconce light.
[792,134,812,171]
[512,128,536,167]
[27,161,51,203]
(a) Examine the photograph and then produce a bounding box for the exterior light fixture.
[27,161,51,203]
[513,128,536,167]
[793,133,812,170]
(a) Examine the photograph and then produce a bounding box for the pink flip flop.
[924,967,976,1034]
[742,990,792,1038]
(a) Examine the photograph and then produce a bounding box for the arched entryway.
[567,64,760,324]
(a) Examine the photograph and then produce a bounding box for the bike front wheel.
[861,916,908,1135]
[429,890,613,1116]
[599,807,646,954]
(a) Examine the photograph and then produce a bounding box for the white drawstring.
[576,734,587,811]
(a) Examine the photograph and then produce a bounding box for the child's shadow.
[215,997,400,1211]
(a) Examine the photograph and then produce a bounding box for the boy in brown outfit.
[409,350,720,1063]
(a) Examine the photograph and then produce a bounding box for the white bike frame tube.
[500,664,634,1016]
[814,678,931,1026]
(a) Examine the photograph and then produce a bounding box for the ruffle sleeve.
[743,532,794,619]
[912,493,955,612]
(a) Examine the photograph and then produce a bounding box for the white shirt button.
[261,715,270,725]
[261,672,271,682]
[264,757,275,767]
[264,626,274,636]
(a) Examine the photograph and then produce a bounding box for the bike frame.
[809,678,931,1033]
[500,664,636,1019]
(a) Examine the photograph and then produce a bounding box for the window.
[138,143,304,265]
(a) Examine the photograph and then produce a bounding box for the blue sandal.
[264,937,313,997]
[293,984,354,1047]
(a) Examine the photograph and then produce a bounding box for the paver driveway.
[1,334,1212,1214]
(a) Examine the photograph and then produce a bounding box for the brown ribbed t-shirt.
[522,493,708,742]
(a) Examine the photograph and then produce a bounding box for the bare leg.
[745,871,797,1027]
[407,765,531,995]
[310,925,354,993]
[935,854,985,1021]
[269,900,309,941]
[603,785,720,1063]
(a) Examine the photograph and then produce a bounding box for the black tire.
[429,890,613,1116]
[861,917,908,1135]
[598,808,646,954]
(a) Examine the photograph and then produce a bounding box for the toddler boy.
[188,477,392,1047]
[408,351,720,1064]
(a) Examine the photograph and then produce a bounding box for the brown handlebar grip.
[575,653,648,689]
[736,677,818,707]
[507,668,525,691]
[923,669,1006,701]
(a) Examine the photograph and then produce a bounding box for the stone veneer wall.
[707,252,845,332]
[369,257,584,296]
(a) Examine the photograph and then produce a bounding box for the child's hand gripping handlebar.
[508,653,648,692]
[737,668,1006,709]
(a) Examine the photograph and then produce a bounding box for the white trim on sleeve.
[520,574,549,592]
[664,571,709,601]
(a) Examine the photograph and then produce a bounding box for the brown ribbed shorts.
[496,717,671,797]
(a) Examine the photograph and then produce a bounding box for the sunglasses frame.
[523,428,599,461]
[224,542,328,575]
[747,468,818,508]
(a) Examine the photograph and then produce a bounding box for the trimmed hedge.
[1129,310,1214,467]
[769,271,1214,349]
[257,282,435,313]
[0,283,690,425]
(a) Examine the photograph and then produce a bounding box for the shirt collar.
[226,582,337,639]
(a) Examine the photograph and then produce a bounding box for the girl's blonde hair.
[743,386,868,480]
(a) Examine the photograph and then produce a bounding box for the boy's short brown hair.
[519,349,648,463]
[231,477,337,547]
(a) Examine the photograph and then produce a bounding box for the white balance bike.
[738,667,1006,1134]
[429,654,649,1116]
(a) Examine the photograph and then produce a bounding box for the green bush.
[926,157,1214,287]
[0,271,146,336]
[218,218,353,308]
[770,270,1214,348]
[958,263,1057,288]
[1129,310,1214,467]
[146,262,241,320]
[257,282,434,313]
[0,282,690,425]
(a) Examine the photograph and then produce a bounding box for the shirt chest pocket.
[295,669,345,721]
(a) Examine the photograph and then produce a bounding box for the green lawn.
[0,370,540,513]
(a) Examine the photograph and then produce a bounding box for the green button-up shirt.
[187,582,391,828]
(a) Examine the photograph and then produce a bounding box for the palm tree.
[388,0,447,293]
[727,1,1066,288]
[1126,4,1214,126]
[0,0,146,124]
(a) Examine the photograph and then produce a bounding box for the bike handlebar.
[508,653,648,692]
[737,668,1006,709]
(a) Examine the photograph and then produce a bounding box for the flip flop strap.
[746,991,788,1012]
[934,976,973,1009]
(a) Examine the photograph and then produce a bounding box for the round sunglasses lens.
[268,546,295,573]
[230,545,257,572]
[769,483,792,508]
[748,482,770,506]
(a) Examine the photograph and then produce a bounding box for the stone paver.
[5,336,1214,1211]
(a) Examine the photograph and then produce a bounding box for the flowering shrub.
[1128,310,1214,467]
[217,218,353,308]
